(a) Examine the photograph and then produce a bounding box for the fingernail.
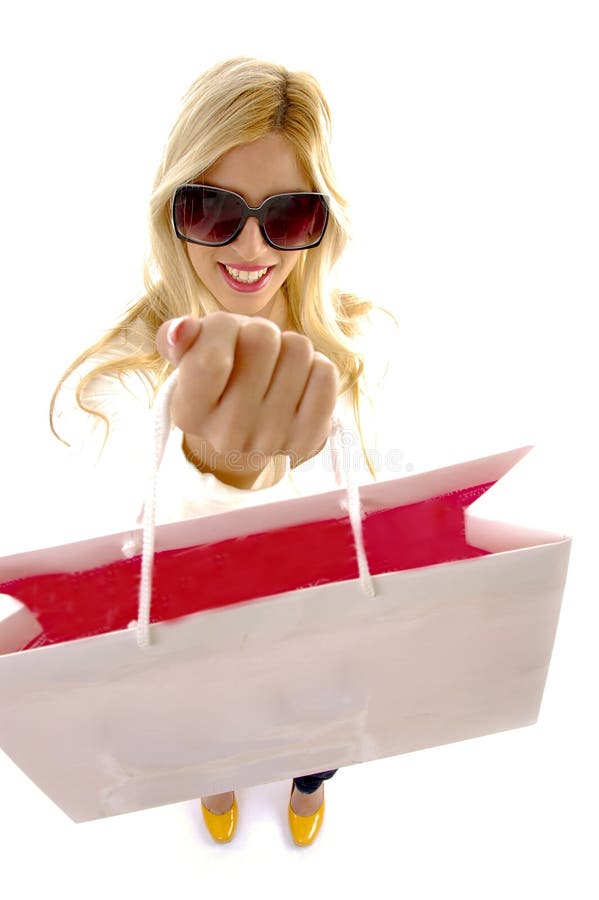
[166,317,187,347]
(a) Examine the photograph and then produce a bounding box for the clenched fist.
[156,311,339,488]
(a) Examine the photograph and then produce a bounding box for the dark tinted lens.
[264,195,328,248]
[174,186,244,244]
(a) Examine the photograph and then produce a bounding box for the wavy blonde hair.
[50,57,398,478]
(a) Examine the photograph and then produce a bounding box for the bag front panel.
[0,538,570,822]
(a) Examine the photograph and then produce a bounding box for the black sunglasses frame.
[171,184,330,251]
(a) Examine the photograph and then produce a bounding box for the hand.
[156,312,339,485]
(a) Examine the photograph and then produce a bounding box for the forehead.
[201,132,311,205]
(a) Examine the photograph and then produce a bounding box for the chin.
[217,282,280,307]
[216,296,276,317]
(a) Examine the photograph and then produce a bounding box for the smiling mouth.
[223,264,270,284]
[218,263,275,292]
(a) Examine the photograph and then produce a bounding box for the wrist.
[182,435,270,490]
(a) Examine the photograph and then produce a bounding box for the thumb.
[156,316,202,366]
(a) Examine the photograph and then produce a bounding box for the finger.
[260,332,315,437]
[172,312,245,432]
[289,353,339,454]
[216,318,282,421]
[156,311,252,367]
[208,319,283,453]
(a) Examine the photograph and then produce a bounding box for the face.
[184,132,311,326]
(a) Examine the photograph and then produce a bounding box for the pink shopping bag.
[0,442,571,822]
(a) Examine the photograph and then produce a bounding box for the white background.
[0,1,597,897]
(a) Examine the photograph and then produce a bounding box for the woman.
[51,56,397,846]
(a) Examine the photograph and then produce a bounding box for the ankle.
[202,791,235,815]
[290,783,324,815]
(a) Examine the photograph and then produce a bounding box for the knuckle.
[201,310,242,342]
[239,318,281,348]
[312,352,339,380]
[251,315,281,332]
[281,331,311,350]
[281,332,314,359]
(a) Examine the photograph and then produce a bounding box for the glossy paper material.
[0,446,571,822]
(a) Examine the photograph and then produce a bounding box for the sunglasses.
[171,184,329,251]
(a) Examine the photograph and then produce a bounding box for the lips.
[218,262,274,293]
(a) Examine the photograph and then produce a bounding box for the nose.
[232,216,269,260]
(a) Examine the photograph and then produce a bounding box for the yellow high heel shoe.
[200,794,238,843]
[288,785,325,846]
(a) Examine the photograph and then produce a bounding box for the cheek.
[279,251,302,281]
[185,244,213,280]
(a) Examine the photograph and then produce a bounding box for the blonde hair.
[50,57,398,478]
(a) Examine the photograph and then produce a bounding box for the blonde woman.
[51,57,397,846]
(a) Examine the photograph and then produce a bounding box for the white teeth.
[224,265,269,284]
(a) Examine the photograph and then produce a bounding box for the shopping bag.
[0,379,572,823]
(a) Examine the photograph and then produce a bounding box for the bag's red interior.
[1,481,495,650]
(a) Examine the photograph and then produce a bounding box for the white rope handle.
[330,417,376,599]
[134,377,375,649]
[135,369,179,648]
